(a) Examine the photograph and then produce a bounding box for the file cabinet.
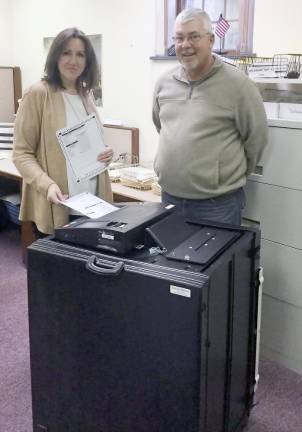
[243,118,302,373]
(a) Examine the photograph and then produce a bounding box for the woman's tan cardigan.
[13,81,113,234]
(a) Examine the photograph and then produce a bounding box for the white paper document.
[60,192,118,219]
[56,114,106,183]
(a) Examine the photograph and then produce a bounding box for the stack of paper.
[119,166,157,190]
[151,182,161,196]
[0,126,14,150]
[108,169,121,182]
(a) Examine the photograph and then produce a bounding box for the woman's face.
[57,37,86,89]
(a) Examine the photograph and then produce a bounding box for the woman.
[13,28,113,235]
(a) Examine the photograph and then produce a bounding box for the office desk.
[0,150,19,178]
[111,181,160,203]
[0,151,161,261]
[0,151,35,263]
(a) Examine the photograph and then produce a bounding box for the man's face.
[174,18,214,80]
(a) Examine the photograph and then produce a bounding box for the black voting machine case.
[27,203,261,432]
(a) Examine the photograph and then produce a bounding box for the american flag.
[215,14,230,39]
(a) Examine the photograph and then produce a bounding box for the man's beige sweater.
[152,56,268,199]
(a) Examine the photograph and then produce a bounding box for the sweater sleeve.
[152,82,161,133]
[235,80,268,175]
[12,83,56,195]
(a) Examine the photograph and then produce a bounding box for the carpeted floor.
[246,361,302,431]
[0,225,32,432]
[0,224,301,432]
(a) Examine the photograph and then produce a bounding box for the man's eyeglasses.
[172,32,210,46]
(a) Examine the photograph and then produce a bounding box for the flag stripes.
[215,14,230,39]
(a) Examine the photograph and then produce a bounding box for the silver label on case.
[170,285,191,298]
[101,232,114,240]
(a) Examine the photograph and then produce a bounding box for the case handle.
[86,255,124,276]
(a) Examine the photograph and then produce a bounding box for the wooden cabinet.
[103,124,139,163]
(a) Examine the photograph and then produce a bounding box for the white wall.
[254,0,302,56]
[2,0,302,161]
[8,0,162,163]
[0,0,12,64]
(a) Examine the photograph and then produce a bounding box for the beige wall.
[0,0,301,161]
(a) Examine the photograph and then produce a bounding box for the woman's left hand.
[97,147,113,165]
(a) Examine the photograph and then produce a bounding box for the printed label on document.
[170,285,191,298]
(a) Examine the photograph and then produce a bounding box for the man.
[152,8,268,225]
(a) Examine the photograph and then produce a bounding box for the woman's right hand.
[47,184,68,204]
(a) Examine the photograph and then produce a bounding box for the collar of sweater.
[173,54,223,84]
